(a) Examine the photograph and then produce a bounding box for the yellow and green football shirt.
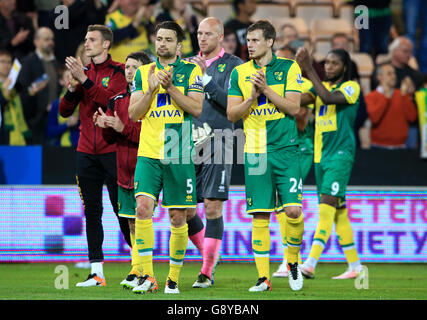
[228,53,302,153]
[132,56,203,160]
[307,80,360,163]
[105,9,152,63]
[299,77,314,153]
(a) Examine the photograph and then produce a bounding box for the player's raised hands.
[157,66,173,90]
[147,63,160,94]
[93,107,108,128]
[295,47,312,72]
[191,56,207,75]
[104,111,124,133]
[250,69,267,93]
[65,56,87,83]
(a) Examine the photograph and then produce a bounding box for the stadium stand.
[350,52,374,93]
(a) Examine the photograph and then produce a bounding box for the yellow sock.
[168,224,188,283]
[308,203,336,261]
[276,212,287,259]
[277,212,302,264]
[335,207,360,265]
[130,231,143,276]
[135,218,154,277]
[286,212,304,264]
[252,218,270,279]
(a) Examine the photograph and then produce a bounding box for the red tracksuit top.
[102,90,140,189]
[59,55,127,154]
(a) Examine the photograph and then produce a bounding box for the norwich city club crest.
[274,71,283,81]
[102,76,110,88]
[134,181,139,190]
[247,197,252,206]
[176,74,185,83]
[217,63,226,73]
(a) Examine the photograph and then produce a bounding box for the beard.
[157,49,175,59]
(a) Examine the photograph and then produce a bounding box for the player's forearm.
[264,87,300,116]
[129,91,155,121]
[227,97,253,123]
[204,80,228,112]
[167,85,202,117]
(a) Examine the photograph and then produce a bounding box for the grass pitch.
[0,262,426,300]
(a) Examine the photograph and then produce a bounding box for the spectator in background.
[329,33,360,81]
[366,63,418,149]
[222,27,238,56]
[0,0,35,61]
[279,23,325,80]
[156,0,200,58]
[15,0,38,30]
[17,27,60,145]
[224,0,257,61]
[376,36,424,148]
[35,0,60,28]
[48,0,108,64]
[46,66,79,147]
[354,0,392,59]
[0,48,30,145]
[105,0,156,63]
[279,24,299,47]
[387,37,423,90]
[403,0,427,73]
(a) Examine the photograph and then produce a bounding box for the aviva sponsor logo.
[316,118,334,126]
[148,109,182,118]
[250,107,280,116]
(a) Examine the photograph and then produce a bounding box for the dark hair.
[247,20,276,45]
[224,27,237,38]
[277,45,296,56]
[126,51,152,65]
[328,48,352,82]
[155,21,185,43]
[0,49,13,59]
[87,24,114,49]
[422,73,427,85]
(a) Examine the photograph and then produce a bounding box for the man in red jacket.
[60,24,130,287]
[94,51,152,289]
[366,63,418,149]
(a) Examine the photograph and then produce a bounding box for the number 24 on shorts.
[289,178,302,193]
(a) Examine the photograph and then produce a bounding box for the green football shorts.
[299,150,313,183]
[118,185,136,218]
[314,158,354,202]
[244,146,303,214]
[134,156,197,209]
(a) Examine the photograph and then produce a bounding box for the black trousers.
[76,152,131,262]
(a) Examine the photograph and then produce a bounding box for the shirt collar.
[36,49,55,62]
[155,56,181,69]
[252,52,277,69]
[199,47,225,68]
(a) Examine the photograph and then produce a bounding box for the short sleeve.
[285,61,303,93]
[132,67,143,93]
[337,81,360,105]
[227,68,243,97]
[188,64,204,93]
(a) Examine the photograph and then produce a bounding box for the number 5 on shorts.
[186,178,193,194]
